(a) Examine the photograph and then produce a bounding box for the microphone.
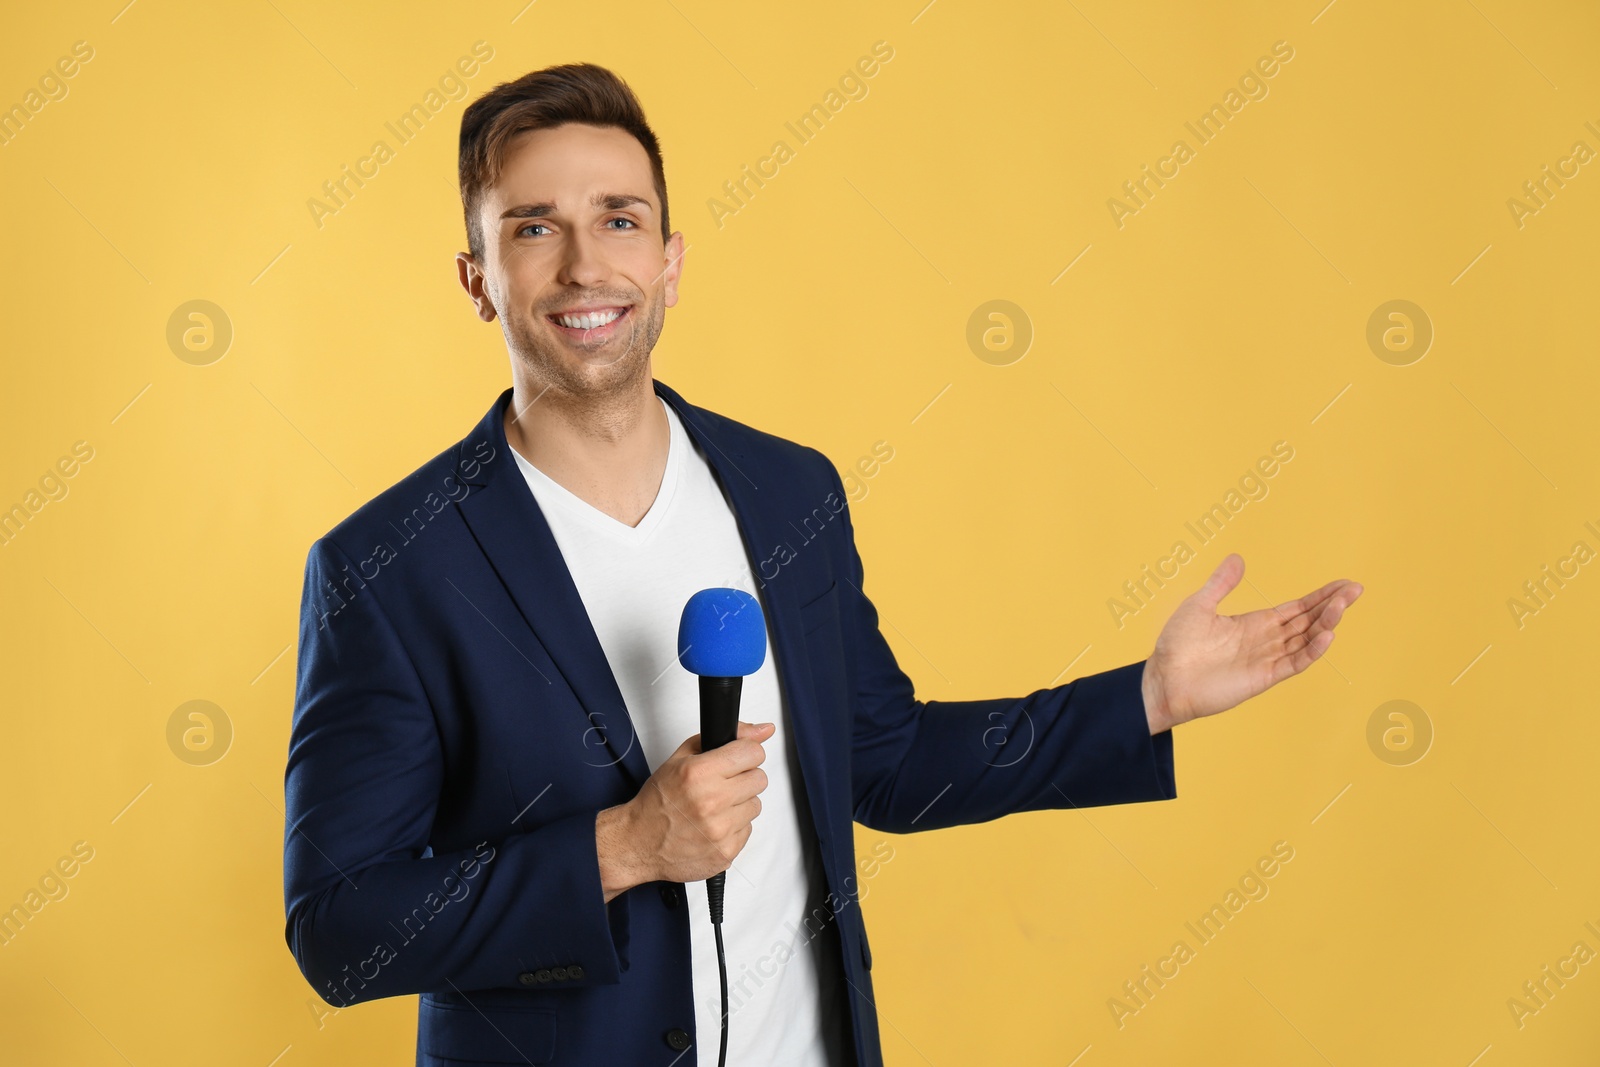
[677,587,767,1067]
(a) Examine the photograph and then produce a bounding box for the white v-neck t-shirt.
[510,395,847,1067]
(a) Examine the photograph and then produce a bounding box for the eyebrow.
[500,192,652,221]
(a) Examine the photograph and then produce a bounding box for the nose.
[554,225,610,290]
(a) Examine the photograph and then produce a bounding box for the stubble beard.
[503,285,666,408]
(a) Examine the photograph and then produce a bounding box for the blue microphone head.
[678,588,767,677]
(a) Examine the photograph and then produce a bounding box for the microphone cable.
[709,869,729,1067]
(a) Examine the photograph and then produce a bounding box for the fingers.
[1293,628,1335,673]
[1276,578,1363,622]
[678,721,773,757]
[681,722,772,777]
[727,765,769,805]
[1267,581,1364,645]
[1281,584,1360,666]
[1321,588,1358,629]
[717,727,772,775]
[1301,585,1361,639]
[711,821,756,868]
[1272,581,1338,620]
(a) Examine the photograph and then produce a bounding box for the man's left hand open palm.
[1141,553,1364,734]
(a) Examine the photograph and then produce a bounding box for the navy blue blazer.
[283,379,1177,1066]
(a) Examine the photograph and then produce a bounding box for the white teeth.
[555,308,624,330]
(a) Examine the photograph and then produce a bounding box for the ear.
[456,252,498,322]
[662,231,686,310]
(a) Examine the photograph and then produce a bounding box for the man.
[282,62,1363,1067]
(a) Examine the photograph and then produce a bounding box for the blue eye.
[606,217,636,230]
[518,223,549,237]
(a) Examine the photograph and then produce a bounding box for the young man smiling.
[283,63,1363,1067]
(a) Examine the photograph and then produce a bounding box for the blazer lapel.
[455,388,654,793]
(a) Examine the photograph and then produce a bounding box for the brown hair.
[458,63,670,262]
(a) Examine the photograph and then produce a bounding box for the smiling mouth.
[546,305,632,339]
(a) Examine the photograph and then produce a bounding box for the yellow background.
[3,0,1597,1063]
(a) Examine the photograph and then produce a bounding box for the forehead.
[486,122,656,212]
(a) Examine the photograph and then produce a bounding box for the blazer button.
[517,972,537,986]
[534,969,553,983]
[568,964,584,980]
[664,1028,692,1051]
[659,884,681,908]
[552,967,569,981]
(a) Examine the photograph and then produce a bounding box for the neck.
[502,369,670,526]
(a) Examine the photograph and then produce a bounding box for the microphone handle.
[698,675,743,926]
[699,675,742,750]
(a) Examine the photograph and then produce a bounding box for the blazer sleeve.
[823,466,1177,835]
[283,537,629,1005]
